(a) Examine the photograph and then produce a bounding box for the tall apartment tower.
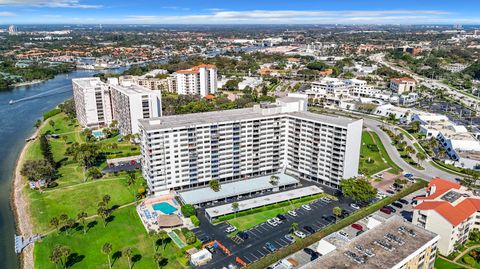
[139,96,362,194]
[72,77,113,128]
[174,64,217,97]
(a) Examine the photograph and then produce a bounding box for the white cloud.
[125,9,453,24]
[0,0,101,8]
[0,11,14,16]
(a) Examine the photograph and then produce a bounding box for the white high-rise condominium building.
[139,96,362,194]
[174,64,217,97]
[72,77,162,135]
[72,77,113,128]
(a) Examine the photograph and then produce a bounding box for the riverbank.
[13,80,45,88]
[11,124,42,269]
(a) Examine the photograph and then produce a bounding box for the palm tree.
[57,245,71,269]
[153,252,164,269]
[289,222,299,233]
[148,230,158,251]
[124,247,133,269]
[50,217,60,234]
[65,218,75,236]
[416,152,426,166]
[98,207,109,227]
[157,230,169,250]
[103,194,111,210]
[49,246,61,269]
[127,170,137,186]
[209,179,221,192]
[333,206,342,220]
[77,212,88,234]
[102,243,113,269]
[59,214,68,233]
[231,202,239,219]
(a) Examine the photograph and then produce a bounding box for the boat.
[9,100,14,104]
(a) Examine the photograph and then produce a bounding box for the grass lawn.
[369,132,402,174]
[25,175,140,233]
[227,194,328,231]
[34,206,189,269]
[435,257,465,269]
[359,131,391,176]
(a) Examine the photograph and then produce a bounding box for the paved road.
[363,117,458,181]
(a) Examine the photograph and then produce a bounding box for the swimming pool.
[92,130,104,138]
[152,202,177,215]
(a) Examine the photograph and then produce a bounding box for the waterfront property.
[177,173,299,206]
[139,96,363,194]
[204,185,323,222]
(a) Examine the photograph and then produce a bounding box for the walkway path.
[454,245,480,262]
[438,255,472,269]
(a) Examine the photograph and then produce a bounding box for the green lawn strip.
[429,160,467,177]
[34,205,189,269]
[246,180,428,269]
[359,131,390,176]
[397,127,415,140]
[26,175,139,234]
[435,257,466,269]
[369,132,402,173]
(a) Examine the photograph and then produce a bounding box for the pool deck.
[137,193,191,232]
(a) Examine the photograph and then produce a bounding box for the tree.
[86,167,103,180]
[77,212,88,234]
[73,143,100,182]
[58,245,71,269]
[416,152,426,165]
[290,222,299,233]
[333,206,342,220]
[340,178,377,202]
[209,179,221,192]
[49,119,55,128]
[49,246,61,269]
[157,230,169,250]
[269,175,279,186]
[103,194,111,209]
[148,230,158,251]
[127,170,137,187]
[102,243,113,269]
[231,202,239,219]
[97,207,110,227]
[65,218,75,236]
[50,217,60,234]
[21,159,55,183]
[124,247,133,269]
[181,204,196,217]
[409,121,420,133]
[34,119,42,129]
[153,252,164,269]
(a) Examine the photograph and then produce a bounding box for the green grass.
[430,160,469,177]
[34,206,189,269]
[370,132,402,173]
[435,257,465,269]
[359,131,401,175]
[227,194,328,231]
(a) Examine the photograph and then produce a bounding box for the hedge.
[191,215,200,226]
[246,179,428,269]
[43,108,61,120]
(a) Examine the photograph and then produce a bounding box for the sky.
[0,0,479,25]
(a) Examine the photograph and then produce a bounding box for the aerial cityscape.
[1,1,480,269]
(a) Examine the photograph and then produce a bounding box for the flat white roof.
[205,185,323,219]
[179,173,299,205]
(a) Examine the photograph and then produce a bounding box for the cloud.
[0,11,14,16]
[0,0,101,8]
[126,9,453,24]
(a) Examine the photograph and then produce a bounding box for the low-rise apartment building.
[173,64,217,97]
[138,96,362,194]
[413,178,480,256]
[390,77,416,94]
[119,75,168,91]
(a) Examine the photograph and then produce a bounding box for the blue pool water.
[152,202,177,215]
[92,130,104,138]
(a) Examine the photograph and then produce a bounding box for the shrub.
[463,256,475,266]
[181,204,196,217]
[190,215,200,226]
[43,108,61,120]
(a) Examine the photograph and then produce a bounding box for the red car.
[380,207,392,214]
[351,223,363,231]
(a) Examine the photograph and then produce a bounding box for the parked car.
[320,197,332,203]
[338,231,349,238]
[284,234,295,243]
[351,223,363,231]
[304,248,316,255]
[277,214,287,221]
[206,245,216,253]
[385,205,397,213]
[380,207,392,214]
[392,202,403,209]
[225,225,237,233]
[398,198,409,205]
[265,242,277,252]
[326,215,336,222]
[404,173,413,178]
[304,226,315,234]
[294,230,307,238]
[200,236,211,243]
[237,231,249,240]
[386,190,395,194]
[267,218,278,226]
[350,203,360,210]
[288,210,297,217]
[302,204,312,211]
[311,252,320,261]
[273,217,282,223]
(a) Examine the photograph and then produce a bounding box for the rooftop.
[110,83,153,95]
[302,216,438,269]
[178,173,299,205]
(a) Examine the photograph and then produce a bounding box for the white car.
[294,230,307,238]
[225,226,237,233]
[273,217,282,223]
[302,204,312,211]
[350,203,360,210]
[320,197,332,203]
[287,210,297,217]
[267,218,278,226]
[338,231,349,238]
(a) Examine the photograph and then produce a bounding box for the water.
[0,68,124,268]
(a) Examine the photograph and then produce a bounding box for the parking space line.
[243,255,252,263]
[257,249,267,256]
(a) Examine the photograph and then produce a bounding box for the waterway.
[0,68,123,268]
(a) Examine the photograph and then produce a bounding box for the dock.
[15,234,42,254]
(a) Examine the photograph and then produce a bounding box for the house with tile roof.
[412,178,480,255]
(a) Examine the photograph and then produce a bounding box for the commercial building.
[413,178,480,255]
[390,77,416,94]
[72,77,113,128]
[72,77,162,134]
[173,64,217,97]
[139,96,362,194]
[294,216,439,269]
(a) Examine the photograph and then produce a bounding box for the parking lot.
[193,187,356,269]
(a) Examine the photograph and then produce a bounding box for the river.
[0,68,123,268]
